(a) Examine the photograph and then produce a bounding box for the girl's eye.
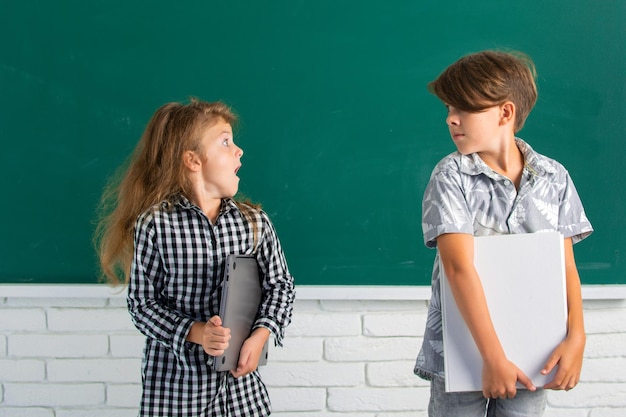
[222,138,230,146]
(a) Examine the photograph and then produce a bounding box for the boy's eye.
[222,138,230,146]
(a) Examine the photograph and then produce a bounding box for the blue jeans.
[428,375,547,417]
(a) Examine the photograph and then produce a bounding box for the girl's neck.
[190,190,222,223]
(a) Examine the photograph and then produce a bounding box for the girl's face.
[195,118,243,199]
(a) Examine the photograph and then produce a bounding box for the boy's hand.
[482,356,536,399]
[542,332,585,390]
[231,327,270,378]
[201,315,231,356]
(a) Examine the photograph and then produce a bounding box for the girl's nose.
[235,145,243,158]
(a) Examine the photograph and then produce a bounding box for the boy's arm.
[542,237,586,390]
[438,233,536,399]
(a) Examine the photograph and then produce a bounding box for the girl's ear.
[500,102,515,126]
[183,150,201,172]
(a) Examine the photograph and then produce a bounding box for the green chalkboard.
[1,1,624,285]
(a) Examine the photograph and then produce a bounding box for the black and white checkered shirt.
[128,195,295,416]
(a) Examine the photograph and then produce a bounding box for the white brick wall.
[0,287,625,416]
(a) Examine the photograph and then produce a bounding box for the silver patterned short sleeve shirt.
[414,138,593,380]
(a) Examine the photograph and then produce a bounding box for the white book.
[441,232,567,392]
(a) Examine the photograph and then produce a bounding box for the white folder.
[441,232,567,392]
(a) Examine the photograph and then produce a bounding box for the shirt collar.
[173,194,236,215]
[460,138,557,177]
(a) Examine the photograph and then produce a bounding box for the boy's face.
[445,105,506,155]
[194,118,243,199]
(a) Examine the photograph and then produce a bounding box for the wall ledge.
[1,284,625,300]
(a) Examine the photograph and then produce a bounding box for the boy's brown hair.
[428,50,538,133]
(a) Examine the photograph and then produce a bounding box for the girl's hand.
[542,331,586,390]
[231,327,270,378]
[201,315,231,356]
[482,356,536,399]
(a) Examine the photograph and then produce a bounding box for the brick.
[47,358,141,383]
[266,337,323,362]
[322,300,427,312]
[56,409,139,417]
[581,358,626,383]
[584,300,626,310]
[6,298,107,308]
[3,383,104,406]
[0,308,46,331]
[585,333,626,358]
[325,337,419,362]
[109,333,145,358]
[366,361,429,387]
[363,312,426,336]
[547,382,626,408]
[543,408,588,417]
[107,297,129,308]
[377,412,429,417]
[9,334,108,358]
[106,383,142,407]
[291,300,324,313]
[267,387,326,412]
[327,387,429,412]
[287,313,361,337]
[584,309,626,334]
[47,308,134,332]
[0,359,45,381]
[272,413,352,417]
[0,335,6,356]
[262,362,363,387]
[0,408,54,417]
[589,408,626,417]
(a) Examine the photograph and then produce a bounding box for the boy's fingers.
[517,370,536,392]
[541,354,559,376]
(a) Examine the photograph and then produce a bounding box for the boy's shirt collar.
[460,138,558,178]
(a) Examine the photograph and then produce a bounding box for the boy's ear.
[183,150,201,172]
[500,102,515,126]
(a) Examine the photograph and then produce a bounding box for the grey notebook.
[211,254,269,372]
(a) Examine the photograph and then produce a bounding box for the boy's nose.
[446,113,460,126]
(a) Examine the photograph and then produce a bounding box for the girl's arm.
[253,212,296,347]
[127,215,198,360]
[542,237,586,390]
[438,233,536,399]
[231,327,270,378]
[186,316,231,356]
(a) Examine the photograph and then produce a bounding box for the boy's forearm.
[564,238,586,340]
[447,265,506,362]
[438,234,506,363]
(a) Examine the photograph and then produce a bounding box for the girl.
[95,99,295,416]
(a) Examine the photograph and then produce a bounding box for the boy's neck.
[478,135,524,189]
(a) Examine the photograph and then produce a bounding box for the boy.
[413,51,593,416]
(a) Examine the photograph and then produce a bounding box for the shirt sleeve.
[253,211,295,347]
[558,171,593,244]
[422,165,475,248]
[127,212,195,361]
